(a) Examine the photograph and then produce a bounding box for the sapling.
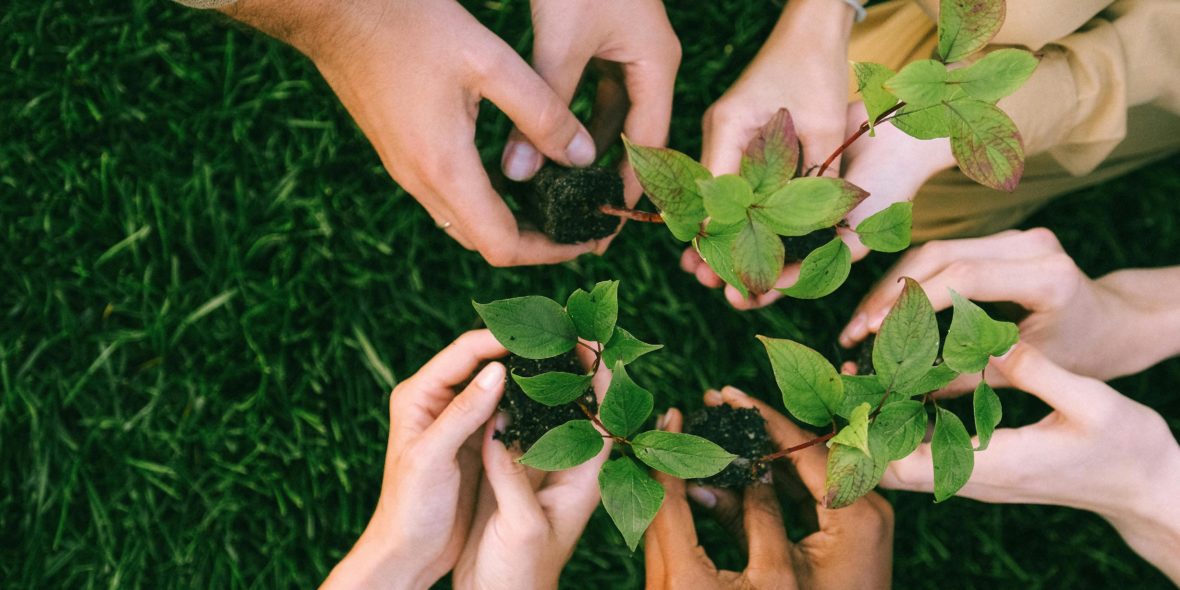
[602,0,1038,299]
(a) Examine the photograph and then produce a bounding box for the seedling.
[602,0,1037,299]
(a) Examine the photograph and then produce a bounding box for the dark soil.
[853,309,955,375]
[684,405,774,489]
[495,351,597,450]
[783,227,838,263]
[517,165,624,244]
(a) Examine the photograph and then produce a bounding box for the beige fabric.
[848,0,1180,240]
[173,0,237,8]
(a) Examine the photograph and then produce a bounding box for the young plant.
[605,0,1036,299]
[473,281,736,551]
[757,278,1018,507]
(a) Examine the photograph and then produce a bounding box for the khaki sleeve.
[998,0,1180,175]
[173,0,237,8]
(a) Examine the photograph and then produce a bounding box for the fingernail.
[494,411,508,432]
[565,131,596,167]
[476,362,505,390]
[996,343,1017,361]
[842,314,867,344]
[655,413,666,429]
[703,389,723,405]
[503,142,542,181]
[687,486,717,508]
[759,470,774,484]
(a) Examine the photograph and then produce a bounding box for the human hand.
[685,100,954,309]
[839,228,1180,390]
[320,331,508,590]
[881,344,1180,583]
[645,387,893,590]
[452,348,613,590]
[223,0,600,266]
[503,0,680,245]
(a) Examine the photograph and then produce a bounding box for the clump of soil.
[495,351,597,450]
[783,227,838,263]
[518,165,624,244]
[684,405,774,489]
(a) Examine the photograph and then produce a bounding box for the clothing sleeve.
[997,0,1180,175]
[172,0,237,8]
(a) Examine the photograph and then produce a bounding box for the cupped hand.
[321,330,509,590]
[839,228,1176,391]
[645,387,892,590]
[226,0,602,266]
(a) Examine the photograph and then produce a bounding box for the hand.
[452,349,613,590]
[321,331,508,590]
[645,387,893,590]
[839,228,1180,390]
[881,344,1180,584]
[223,0,599,266]
[503,0,680,244]
[685,98,954,310]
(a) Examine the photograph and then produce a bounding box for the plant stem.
[599,204,664,224]
[815,101,907,178]
[756,431,837,463]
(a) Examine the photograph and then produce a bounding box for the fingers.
[743,481,792,571]
[420,362,507,456]
[649,409,704,563]
[700,102,751,176]
[719,387,829,500]
[480,47,596,176]
[414,330,509,390]
[481,413,546,525]
[989,343,1111,417]
[538,437,611,541]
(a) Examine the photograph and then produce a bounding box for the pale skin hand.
[222,0,601,267]
[881,344,1180,584]
[684,101,954,310]
[503,0,680,252]
[320,331,509,590]
[645,388,893,590]
[838,228,1180,392]
[452,347,613,590]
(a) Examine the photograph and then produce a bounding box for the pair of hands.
[225,0,679,266]
[321,330,609,590]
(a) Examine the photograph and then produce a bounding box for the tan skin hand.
[645,388,892,590]
[223,0,601,267]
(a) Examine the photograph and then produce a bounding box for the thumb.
[420,362,507,457]
[479,48,596,173]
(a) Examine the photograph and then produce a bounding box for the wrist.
[1102,446,1180,583]
[219,0,361,62]
[322,531,433,590]
[764,0,856,55]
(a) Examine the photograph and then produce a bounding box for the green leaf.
[518,420,604,471]
[946,99,1025,191]
[631,431,737,479]
[943,288,1019,373]
[622,137,710,241]
[931,406,974,501]
[856,202,913,253]
[602,327,663,367]
[752,177,868,237]
[599,457,665,552]
[937,0,1006,63]
[473,297,577,359]
[780,237,851,299]
[873,278,940,394]
[854,62,900,131]
[838,374,903,419]
[830,402,872,457]
[566,280,619,344]
[694,220,749,298]
[948,48,1038,103]
[973,381,1002,451]
[871,400,927,461]
[824,442,878,509]
[890,103,954,140]
[758,336,843,427]
[885,60,962,108]
[741,108,800,195]
[600,362,654,437]
[511,371,593,406]
[897,363,960,397]
[698,174,755,224]
[733,218,785,296]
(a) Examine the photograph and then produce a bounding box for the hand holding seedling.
[221,0,600,267]
[321,331,508,590]
[880,344,1180,585]
[840,228,1180,389]
[645,395,893,590]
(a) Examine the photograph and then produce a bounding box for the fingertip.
[503,139,543,181]
[566,130,597,167]
[703,389,723,406]
[840,360,858,375]
[720,386,754,409]
[475,361,507,392]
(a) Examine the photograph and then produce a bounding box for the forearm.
[321,531,434,590]
[216,0,355,62]
[1101,442,1180,585]
[758,0,857,59]
[1097,266,1180,368]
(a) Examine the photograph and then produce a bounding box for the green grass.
[3,1,1178,588]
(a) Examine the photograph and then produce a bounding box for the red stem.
[757,431,836,463]
[600,204,664,224]
[815,101,907,178]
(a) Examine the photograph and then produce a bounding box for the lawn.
[2,0,1178,588]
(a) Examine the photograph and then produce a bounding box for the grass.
[2,0,1178,588]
